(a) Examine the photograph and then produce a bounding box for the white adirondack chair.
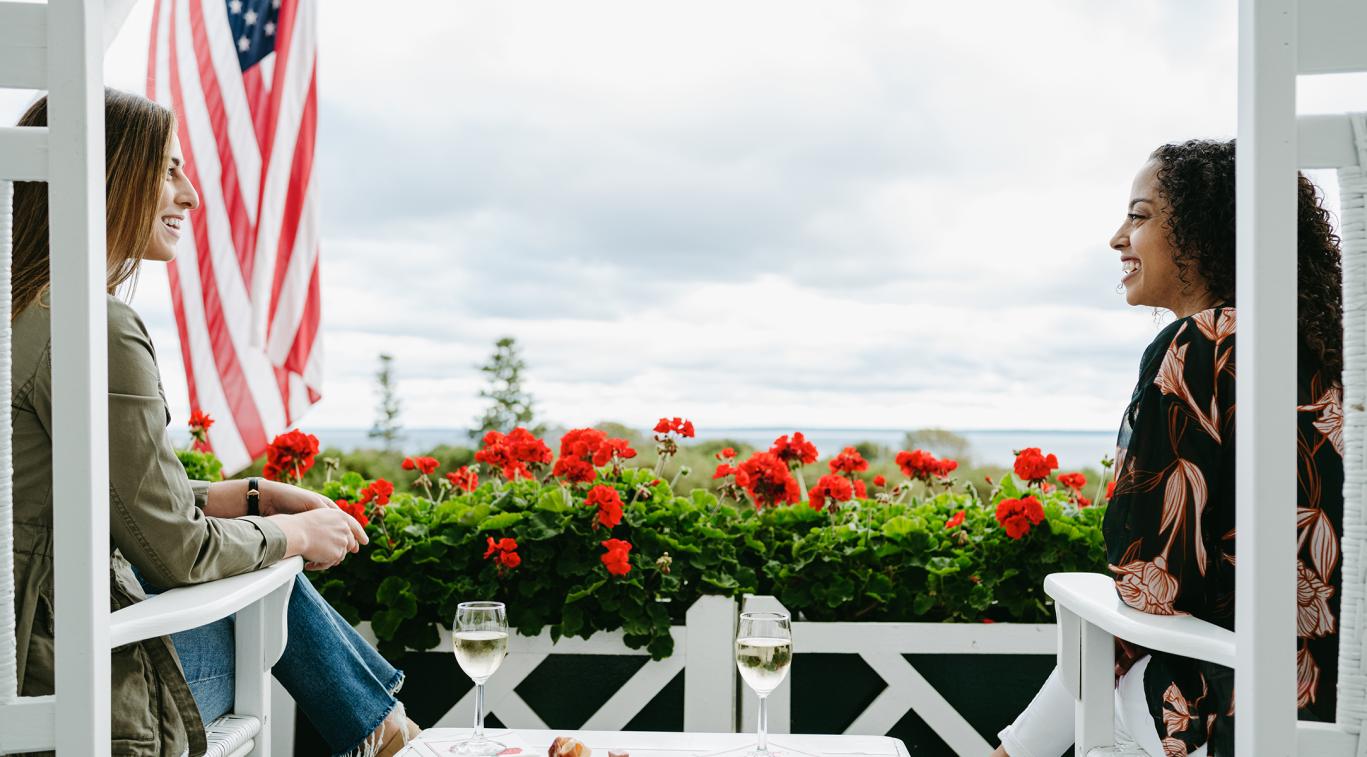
[1045,1,1367,755]
[0,2,303,756]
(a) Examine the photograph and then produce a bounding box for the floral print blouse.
[1103,307,1344,756]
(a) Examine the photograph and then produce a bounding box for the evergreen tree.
[471,337,538,438]
[368,353,403,451]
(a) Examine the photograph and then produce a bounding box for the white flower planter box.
[272,595,1059,757]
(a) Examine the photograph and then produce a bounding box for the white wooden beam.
[102,0,140,51]
[1237,0,1301,754]
[0,127,49,181]
[0,1,47,90]
[1298,0,1367,75]
[46,0,111,754]
[1299,114,1361,170]
[0,695,56,753]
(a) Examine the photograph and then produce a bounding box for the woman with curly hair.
[992,140,1344,756]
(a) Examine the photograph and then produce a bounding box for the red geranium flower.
[446,466,479,493]
[1013,448,1059,483]
[263,429,320,483]
[585,484,624,529]
[1107,480,1117,499]
[873,475,887,487]
[358,478,395,507]
[188,410,214,451]
[829,447,869,475]
[1077,495,1092,508]
[484,536,521,570]
[336,498,369,528]
[508,427,553,465]
[1058,472,1087,492]
[716,447,737,461]
[475,428,551,481]
[403,456,440,476]
[995,495,1045,539]
[592,437,638,468]
[601,538,633,576]
[554,428,610,484]
[945,510,966,530]
[770,433,819,468]
[654,417,696,438]
[808,474,854,511]
[853,479,867,498]
[738,452,800,508]
[895,449,958,481]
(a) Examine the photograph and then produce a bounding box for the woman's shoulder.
[1147,306,1237,352]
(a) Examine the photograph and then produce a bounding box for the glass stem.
[474,681,486,738]
[758,694,769,754]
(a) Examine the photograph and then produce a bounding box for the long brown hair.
[11,88,177,316]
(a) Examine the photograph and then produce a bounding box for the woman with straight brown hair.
[11,89,419,757]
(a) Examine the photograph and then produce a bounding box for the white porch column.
[1235,0,1299,754]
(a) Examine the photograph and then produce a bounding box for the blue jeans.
[141,572,405,756]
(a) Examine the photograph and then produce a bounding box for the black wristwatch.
[247,477,262,517]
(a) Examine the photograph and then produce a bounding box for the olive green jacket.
[12,294,287,756]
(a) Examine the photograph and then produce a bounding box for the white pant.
[997,656,1208,757]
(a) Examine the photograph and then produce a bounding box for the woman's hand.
[270,508,368,570]
[260,479,337,516]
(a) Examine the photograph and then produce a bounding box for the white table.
[402,729,911,757]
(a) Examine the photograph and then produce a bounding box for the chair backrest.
[1236,0,1367,751]
[1324,112,1367,732]
[0,0,111,753]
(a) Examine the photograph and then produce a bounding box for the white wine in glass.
[736,611,792,757]
[451,601,509,755]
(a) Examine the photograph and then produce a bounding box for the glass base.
[695,741,817,757]
[448,735,508,755]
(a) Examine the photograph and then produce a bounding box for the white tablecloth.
[403,729,910,757]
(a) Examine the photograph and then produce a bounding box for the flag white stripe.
[174,0,288,433]
[195,0,262,222]
[249,0,315,346]
[153,1,252,470]
[266,174,318,362]
[258,52,276,95]
[169,231,253,472]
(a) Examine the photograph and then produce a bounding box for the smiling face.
[1109,159,1212,317]
[143,133,199,262]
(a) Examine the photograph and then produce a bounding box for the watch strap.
[247,477,261,517]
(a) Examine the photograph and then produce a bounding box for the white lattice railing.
[269,593,1058,756]
[739,595,1055,757]
[270,595,740,749]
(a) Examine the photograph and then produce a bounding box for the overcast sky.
[7,1,1367,433]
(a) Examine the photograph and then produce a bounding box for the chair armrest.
[1045,572,1236,668]
[110,558,304,648]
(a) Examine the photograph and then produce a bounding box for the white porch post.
[46,0,110,754]
[1236,0,1299,754]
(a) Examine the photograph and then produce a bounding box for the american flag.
[146,0,322,473]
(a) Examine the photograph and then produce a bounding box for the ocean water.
[299,427,1117,469]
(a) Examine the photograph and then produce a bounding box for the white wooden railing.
[270,593,1058,756]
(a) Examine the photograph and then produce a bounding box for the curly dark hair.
[1151,139,1343,378]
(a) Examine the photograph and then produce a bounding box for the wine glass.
[451,601,509,755]
[736,611,792,757]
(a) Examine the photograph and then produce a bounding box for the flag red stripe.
[167,0,269,456]
[187,0,256,287]
[146,0,162,98]
[241,64,270,150]
[267,61,317,326]
[257,0,301,185]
